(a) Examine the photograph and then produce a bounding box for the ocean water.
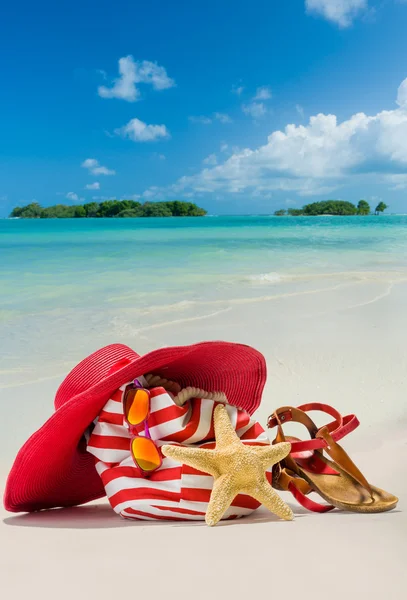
[1,215,407,386]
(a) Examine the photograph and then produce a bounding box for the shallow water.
[1,215,407,386]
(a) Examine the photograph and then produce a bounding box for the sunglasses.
[123,381,162,475]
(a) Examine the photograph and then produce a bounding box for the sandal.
[267,403,398,513]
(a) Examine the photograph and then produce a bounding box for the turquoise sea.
[1,215,407,386]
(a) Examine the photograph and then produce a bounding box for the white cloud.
[85,182,100,190]
[242,102,267,118]
[243,87,272,118]
[254,86,272,101]
[189,115,213,125]
[220,143,229,152]
[189,112,232,125]
[296,104,305,118]
[82,158,97,169]
[98,56,139,102]
[122,194,141,201]
[66,192,84,202]
[114,118,170,142]
[91,195,116,201]
[203,153,218,165]
[93,194,141,201]
[232,85,245,96]
[305,0,368,28]
[81,158,116,176]
[397,78,407,108]
[98,56,175,102]
[143,76,407,198]
[214,112,233,123]
[385,174,407,190]
[93,166,115,175]
[135,60,175,90]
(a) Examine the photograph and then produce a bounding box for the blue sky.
[1,0,407,216]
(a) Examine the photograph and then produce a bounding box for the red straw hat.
[4,341,266,513]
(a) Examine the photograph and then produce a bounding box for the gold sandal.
[267,403,398,513]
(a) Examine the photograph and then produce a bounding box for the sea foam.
[246,272,283,284]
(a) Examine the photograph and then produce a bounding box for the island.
[274,200,388,216]
[9,200,207,219]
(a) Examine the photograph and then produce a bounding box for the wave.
[244,269,407,285]
[245,272,283,284]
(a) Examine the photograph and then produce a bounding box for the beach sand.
[1,275,406,599]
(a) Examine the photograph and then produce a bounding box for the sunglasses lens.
[131,437,161,472]
[126,389,150,425]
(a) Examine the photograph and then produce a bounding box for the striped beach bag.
[87,380,272,521]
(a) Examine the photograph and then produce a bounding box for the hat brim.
[4,341,266,513]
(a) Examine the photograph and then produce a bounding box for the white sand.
[1,277,406,598]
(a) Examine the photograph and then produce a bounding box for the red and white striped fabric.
[87,379,272,521]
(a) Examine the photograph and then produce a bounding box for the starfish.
[162,404,293,526]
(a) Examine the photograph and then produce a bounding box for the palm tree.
[357,200,370,215]
[375,202,388,215]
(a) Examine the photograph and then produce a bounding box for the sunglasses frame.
[123,380,162,476]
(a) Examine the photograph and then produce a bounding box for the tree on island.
[9,200,207,219]
[141,202,173,217]
[357,200,370,215]
[375,201,388,215]
[273,199,376,216]
[74,206,87,218]
[303,200,357,216]
[274,208,305,216]
[10,202,43,218]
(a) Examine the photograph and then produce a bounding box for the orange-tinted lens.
[131,437,161,472]
[125,389,150,425]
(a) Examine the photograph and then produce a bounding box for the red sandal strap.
[298,402,343,424]
[267,403,359,453]
[288,481,335,513]
[275,466,335,513]
[299,403,360,444]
